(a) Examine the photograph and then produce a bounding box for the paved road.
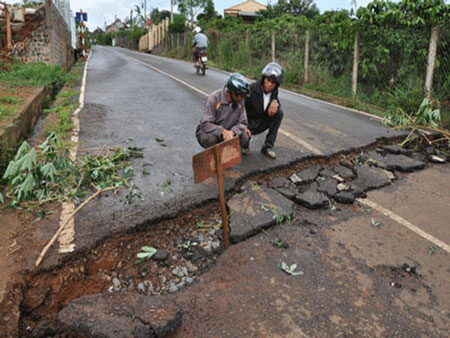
[45,45,404,268]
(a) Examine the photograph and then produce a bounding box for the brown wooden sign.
[192,137,242,249]
[192,137,242,184]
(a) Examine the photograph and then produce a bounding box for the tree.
[260,0,319,19]
[176,0,207,25]
[198,0,217,23]
[261,0,319,18]
[168,13,187,33]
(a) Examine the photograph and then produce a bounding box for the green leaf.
[17,149,36,173]
[0,193,4,204]
[14,141,31,161]
[141,246,157,253]
[16,174,36,201]
[3,160,20,179]
[155,138,164,142]
[41,162,57,182]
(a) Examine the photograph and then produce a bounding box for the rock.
[317,178,338,197]
[352,166,393,191]
[349,182,365,198]
[339,159,354,168]
[294,188,329,209]
[295,165,322,184]
[411,152,427,161]
[185,261,198,273]
[112,277,121,289]
[332,174,344,182]
[334,192,355,204]
[429,155,446,163]
[153,249,169,261]
[366,150,388,168]
[319,167,335,178]
[169,284,179,293]
[137,283,146,292]
[382,145,413,155]
[289,173,302,184]
[57,292,182,337]
[337,183,351,192]
[171,267,185,278]
[184,277,194,285]
[269,177,291,189]
[383,154,425,172]
[228,184,294,243]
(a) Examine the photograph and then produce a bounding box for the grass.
[0,61,67,88]
[0,106,16,121]
[0,96,21,104]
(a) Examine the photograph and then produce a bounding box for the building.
[224,0,266,24]
[105,18,125,33]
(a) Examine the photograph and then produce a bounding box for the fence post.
[271,31,275,62]
[304,30,310,83]
[352,31,359,97]
[5,4,12,50]
[425,26,439,98]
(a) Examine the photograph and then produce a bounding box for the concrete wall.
[13,0,74,69]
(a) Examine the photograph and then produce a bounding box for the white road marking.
[58,52,92,254]
[357,198,450,254]
[279,129,323,155]
[131,56,322,154]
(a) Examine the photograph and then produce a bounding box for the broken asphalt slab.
[227,182,294,243]
[57,292,182,338]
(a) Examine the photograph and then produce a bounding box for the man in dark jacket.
[244,62,284,159]
[196,73,250,149]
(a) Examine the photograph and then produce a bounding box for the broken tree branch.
[35,186,118,268]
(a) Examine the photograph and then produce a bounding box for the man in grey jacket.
[192,27,208,66]
[196,73,250,149]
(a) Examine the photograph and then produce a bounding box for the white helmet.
[193,27,201,34]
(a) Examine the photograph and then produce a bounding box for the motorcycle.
[195,50,208,75]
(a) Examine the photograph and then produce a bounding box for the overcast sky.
[2,0,395,31]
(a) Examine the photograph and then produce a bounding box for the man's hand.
[244,128,252,137]
[222,129,235,141]
[268,100,278,117]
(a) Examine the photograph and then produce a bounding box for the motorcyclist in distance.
[192,27,208,67]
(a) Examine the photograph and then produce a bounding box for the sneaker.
[261,146,276,159]
[241,147,250,156]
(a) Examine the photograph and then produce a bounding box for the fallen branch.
[35,186,118,268]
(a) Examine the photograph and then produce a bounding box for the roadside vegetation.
[158,0,450,131]
[0,59,142,210]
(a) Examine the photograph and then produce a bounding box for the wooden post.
[214,147,229,249]
[352,31,359,97]
[425,26,439,98]
[5,4,12,51]
[304,30,310,83]
[271,31,275,62]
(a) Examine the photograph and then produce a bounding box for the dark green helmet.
[226,73,250,97]
[262,62,283,85]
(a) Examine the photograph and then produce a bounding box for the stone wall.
[13,0,74,69]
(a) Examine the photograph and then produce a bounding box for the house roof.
[224,0,266,14]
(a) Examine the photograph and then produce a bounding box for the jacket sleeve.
[198,95,224,137]
[271,88,281,109]
[231,106,248,136]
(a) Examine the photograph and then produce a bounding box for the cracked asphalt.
[40,45,407,269]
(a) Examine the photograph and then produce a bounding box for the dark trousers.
[193,47,207,62]
[196,131,250,149]
[248,109,283,149]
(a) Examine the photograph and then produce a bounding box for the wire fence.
[161,24,449,115]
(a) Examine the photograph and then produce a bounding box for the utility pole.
[144,0,147,22]
[170,0,173,22]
